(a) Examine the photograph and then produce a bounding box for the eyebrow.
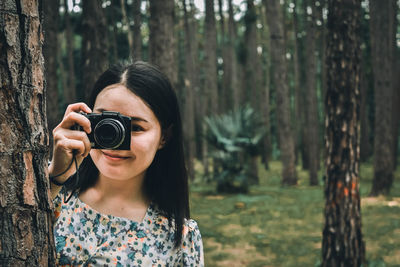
[95,108,148,123]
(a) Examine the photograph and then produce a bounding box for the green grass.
[189,160,400,267]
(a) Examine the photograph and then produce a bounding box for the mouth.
[102,151,130,161]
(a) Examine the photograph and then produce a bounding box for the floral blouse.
[53,189,204,266]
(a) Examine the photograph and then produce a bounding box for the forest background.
[0,0,399,266]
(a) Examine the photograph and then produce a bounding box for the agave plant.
[205,105,266,193]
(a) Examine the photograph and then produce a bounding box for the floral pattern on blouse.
[53,189,204,266]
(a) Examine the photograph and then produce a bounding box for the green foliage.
[205,105,266,193]
[190,160,400,267]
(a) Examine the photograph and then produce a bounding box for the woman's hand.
[48,103,92,185]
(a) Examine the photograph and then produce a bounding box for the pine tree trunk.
[149,0,177,87]
[204,0,219,114]
[265,0,298,185]
[228,0,240,110]
[0,1,56,265]
[63,0,76,105]
[43,0,60,132]
[370,0,395,195]
[132,0,143,61]
[81,0,109,101]
[120,0,134,59]
[359,62,371,162]
[182,0,197,180]
[303,0,319,185]
[322,0,365,265]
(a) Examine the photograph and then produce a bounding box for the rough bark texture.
[149,0,177,87]
[0,0,56,265]
[43,0,60,132]
[322,0,365,265]
[303,0,319,185]
[132,0,142,61]
[81,0,109,101]
[359,62,371,162]
[204,0,219,114]
[265,0,297,185]
[182,0,196,180]
[369,0,395,195]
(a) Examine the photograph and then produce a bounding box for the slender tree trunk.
[303,0,319,185]
[322,0,365,265]
[204,0,219,114]
[390,1,399,170]
[265,0,297,185]
[43,0,60,133]
[81,0,109,101]
[182,0,197,180]
[260,4,271,169]
[63,0,76,105]
[149,0,177,87]
[228,0,240,110]
[370,0,395,195]
[359,62,371,162]
[132,0,143,61]
[120,0,134,59]
[0,1,56,265]
[218,0,230,113]
[107,1,119,63]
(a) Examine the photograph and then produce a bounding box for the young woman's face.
[89,84,163,182]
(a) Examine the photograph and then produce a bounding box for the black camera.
[79,111,131,150]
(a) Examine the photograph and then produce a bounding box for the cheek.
[130,131,162,153]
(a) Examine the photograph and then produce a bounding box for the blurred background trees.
[44,0,400,196]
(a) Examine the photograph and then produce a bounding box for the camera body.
[80,111,131,150]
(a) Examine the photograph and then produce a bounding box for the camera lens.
[94,119,126,149]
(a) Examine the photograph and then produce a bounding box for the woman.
[49,62,204,266]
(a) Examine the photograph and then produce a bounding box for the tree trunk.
[0,1,56,265]
[149,0,177,87]
[132,0,143,61]
[265,0,298,185]
[182,0,197,180]
[260,4,271,169]
[120,0,134,59]
[218,0,230,113]
[303,0,319,185]
[359,62,371,162]
[322,0,365,265]
[370,0,395,195]
[204,0,219,114]
[228,0,240,110]
[43,0,60,133]
[243,0,260,185]
[81,0,109,101]
[63,0,76,105]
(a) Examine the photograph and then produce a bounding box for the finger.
[59,129,92,157]
[63,102,92,118]
[57,138,86,157]
[59,112,92,134]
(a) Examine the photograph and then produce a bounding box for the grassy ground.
[189,160,400,267]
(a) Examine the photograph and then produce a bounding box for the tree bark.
[120,0,134,59]
[149,0,177,87]
[81,0,109,101]
[182,0,197,180]
[228,0,240,110]
[322,0,365,265]
[265,0,298,185]
[0,0,56,265]
[132,0,142,61]
[63,0,76,105]
[303,0,319,185]
[43,0,60,133]
[369,0,395,195]
[204,0,219,114]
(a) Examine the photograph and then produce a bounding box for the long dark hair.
[66,61,190,248]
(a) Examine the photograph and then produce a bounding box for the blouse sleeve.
[179,219,204,267]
